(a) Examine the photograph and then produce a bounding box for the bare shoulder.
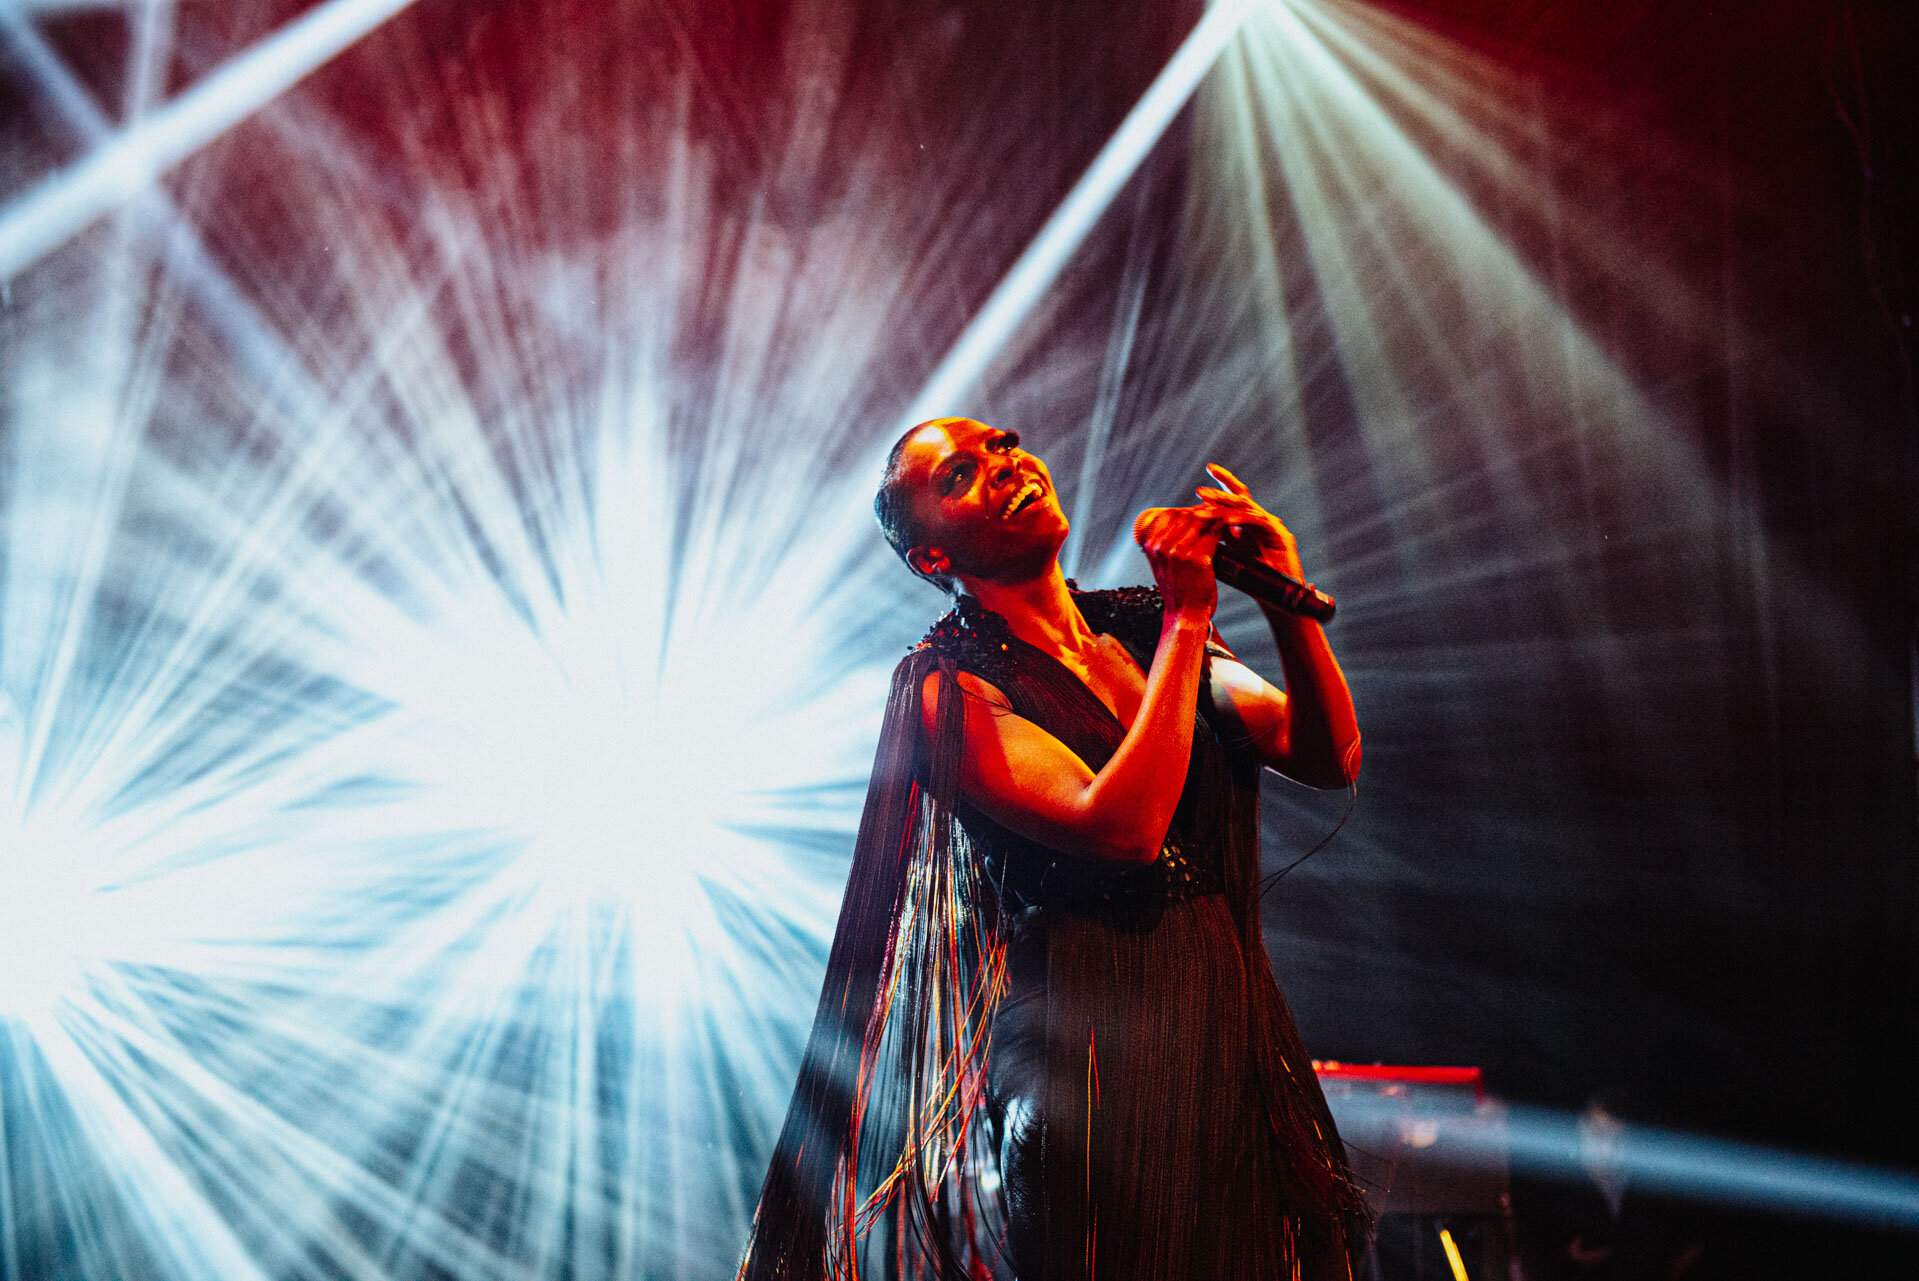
[920,668,1013,736]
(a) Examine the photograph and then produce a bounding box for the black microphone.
[1213,544,1337,622]
[1132,510,1337,621]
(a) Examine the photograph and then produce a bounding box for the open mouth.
[1001,479,1043,518]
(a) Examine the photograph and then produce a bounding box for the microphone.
[1214,544,1337,622]
[1131,511,1337,622]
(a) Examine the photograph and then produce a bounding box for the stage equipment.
[1315,1062,1517,1281]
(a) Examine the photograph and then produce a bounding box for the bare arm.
[1203,621,1361,788]
[920,508,1221,864]
[1194,465,1360,788]
[922,614,1210,863]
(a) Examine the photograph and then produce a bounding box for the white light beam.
[896,0,1257,430]
[1333,1095,1919,1230]
[0,11,336,422]
[0,0,425,280]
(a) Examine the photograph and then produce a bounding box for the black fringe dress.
[739,588,1362,1281]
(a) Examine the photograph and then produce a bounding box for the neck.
[960,562,1095,657]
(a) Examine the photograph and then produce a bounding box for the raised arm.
[1195,465,1360,789]
[920,510,1220,864]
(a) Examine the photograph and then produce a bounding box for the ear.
[907,545,951,579]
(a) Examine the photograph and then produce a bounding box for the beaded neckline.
[914,585,1162,684]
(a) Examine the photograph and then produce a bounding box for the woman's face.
[895,417,1068,585]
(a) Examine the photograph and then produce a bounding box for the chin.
[1015,507,1069,556]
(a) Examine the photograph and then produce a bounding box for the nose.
[991,455,1017,486]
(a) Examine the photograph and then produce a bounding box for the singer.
[738,417,1365,1281]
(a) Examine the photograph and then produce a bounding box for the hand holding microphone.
[1132,465,1336,623]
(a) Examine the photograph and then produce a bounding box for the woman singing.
[739,417,1365,1280]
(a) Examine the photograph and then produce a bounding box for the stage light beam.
[1330,1093,1919,1231]
[0,0,426,280]
[897,0,1258,431]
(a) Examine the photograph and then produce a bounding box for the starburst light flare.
[0,10,965,1279]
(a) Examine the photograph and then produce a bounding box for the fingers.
[1205,463,1251,496]
[1196,464,1260,521]
[1168,515,1222,569]
[1136,504,1222,617]
[1169,510,1221,557]
[1135,504,1226,544]
[1160,507,1228,541]
[1194,487,1256,512]
[1135,506,1222,561]
[1192,483,1290,536]
[1193,495,1271,534]
[1139,477,1301,601]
